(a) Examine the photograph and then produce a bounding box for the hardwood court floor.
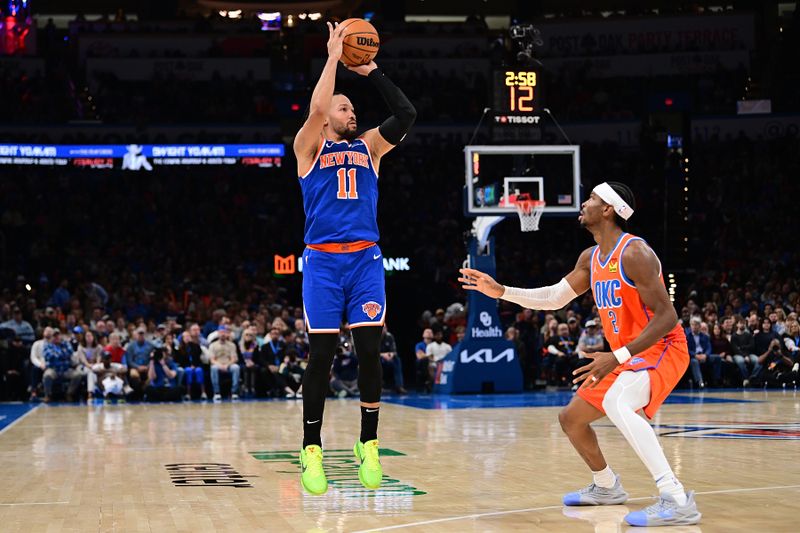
[0,389,798,532]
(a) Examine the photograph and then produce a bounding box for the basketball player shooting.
[459,182,702,526]
[293,22,416,496]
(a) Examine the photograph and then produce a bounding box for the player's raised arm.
[294,22,345,170]
[615,240,679,357]
[458,247,593,308]
[345,61,416,162]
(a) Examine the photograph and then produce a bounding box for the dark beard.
[335,124,358,141]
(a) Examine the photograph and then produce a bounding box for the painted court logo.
[165,463,255,488]
[250,448,425,497]
[362,301,382,319]
[658,422,800,440]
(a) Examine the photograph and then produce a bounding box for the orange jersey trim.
[306,240,376,253]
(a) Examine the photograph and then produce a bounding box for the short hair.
[301,91,346,122]
[605,181,635,229]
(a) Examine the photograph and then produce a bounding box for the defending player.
[459,182,701,526]
[293,22,416,495]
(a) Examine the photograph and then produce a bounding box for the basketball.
[339,18,380,67]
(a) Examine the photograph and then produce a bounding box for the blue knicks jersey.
[299,138,379,244]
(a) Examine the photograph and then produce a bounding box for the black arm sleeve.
[368,68,417,145]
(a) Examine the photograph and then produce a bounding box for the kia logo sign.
[459,348,515,363]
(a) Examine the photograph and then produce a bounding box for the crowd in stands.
[0,291,409,403]
[1,8,797,401]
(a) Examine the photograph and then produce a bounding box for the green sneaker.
[300,445,328,495]
[353,439,383,489]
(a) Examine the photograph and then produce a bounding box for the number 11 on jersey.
[336,168,358,199]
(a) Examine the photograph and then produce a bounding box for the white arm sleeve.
[500,278,579,310]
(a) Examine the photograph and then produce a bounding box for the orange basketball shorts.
[577,341,689,419]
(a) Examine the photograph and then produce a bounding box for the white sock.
[592,465,616,488]
[602,371,688,506]
[656,472,687,506]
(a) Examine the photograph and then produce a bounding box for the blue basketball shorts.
[302,244,386,333]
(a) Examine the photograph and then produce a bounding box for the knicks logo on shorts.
[362,301,382,319]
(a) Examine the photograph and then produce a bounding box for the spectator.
[505,326,530,389]
[731,317,759,387]
[414,328,434,391]
[239,326,260,397]
[285,330,309,360]
[176,329,207,400]
[254,334,292,398]
[279,351,304,398]
[28,326,53,401]
[95,352,126,401]
[542,317,559,346]
[711,321,737,384]
[753,316,781,385]
[514,308,542,384]
[770,310,787,336]
[577,319,604,358]
[209,325,240,401]
[0,307,35,345]
[425,329,452,387]
[203,309,226,338]
[566,316,582,338]
[544,323,579,388]
[685,317,721,388]
[47,280,71,311]
[1,335,28,400]
[74,330,103,400]
[330,342,359,398]
[145,346,184,401]
[262,325,285,361]
[782,320,800,361]
[43,329,82,402]
[104,332,127,366]
[294,319,309,346]
[126,327,154,394]
[380,324,406,394]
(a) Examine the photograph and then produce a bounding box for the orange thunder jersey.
[590,233,684,354]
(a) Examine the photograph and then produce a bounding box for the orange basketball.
[339,18,380,67]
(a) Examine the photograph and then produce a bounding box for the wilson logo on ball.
[356,36,379,47]
[362,301,382,319]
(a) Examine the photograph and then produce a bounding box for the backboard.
[464,145,581,217]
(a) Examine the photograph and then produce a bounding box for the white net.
[514,198,546,232]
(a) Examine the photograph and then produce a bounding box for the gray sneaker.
[563,475,629,506]
[625,490,702,526]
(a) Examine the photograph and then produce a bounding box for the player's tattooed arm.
[294,22,346,168]
[620,240,679,356]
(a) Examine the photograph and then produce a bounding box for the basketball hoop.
[510,194,545,232]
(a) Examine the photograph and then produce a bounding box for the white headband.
[593,182,634,220]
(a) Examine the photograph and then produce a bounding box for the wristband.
[613,346,632,364]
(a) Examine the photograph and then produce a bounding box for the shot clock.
[493,70,540,114]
